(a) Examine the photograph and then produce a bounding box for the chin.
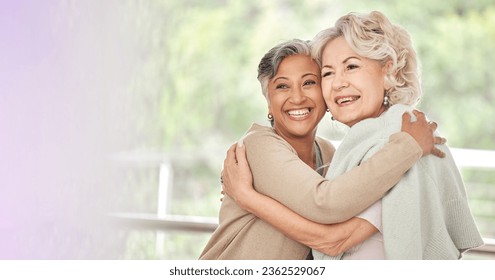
[290,126,317,136]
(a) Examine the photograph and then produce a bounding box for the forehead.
[275,54,320,76]
[322,37,358,63]
[322,37,384,71]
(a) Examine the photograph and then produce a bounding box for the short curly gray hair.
[311,11,421,106]
[257,39,312,103]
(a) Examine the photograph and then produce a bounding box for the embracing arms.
[222,142,378,256]
[231,111,444,224]
[221,111,445,255]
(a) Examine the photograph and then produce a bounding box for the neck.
[346,105,388,127]
[279,131,317,169]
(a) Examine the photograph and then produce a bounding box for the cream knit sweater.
[314,104,484,260]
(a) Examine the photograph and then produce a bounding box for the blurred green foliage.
[119,0,495,150]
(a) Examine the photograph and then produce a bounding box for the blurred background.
[0,0,494,259]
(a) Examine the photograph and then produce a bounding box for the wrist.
[234,184,259,211]
[390,132,422,159]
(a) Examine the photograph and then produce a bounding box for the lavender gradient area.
[1,1,140,258]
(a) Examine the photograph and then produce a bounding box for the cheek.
[321,81,333,105]
[268,93,283,108]
[312,88,325,102]
[368,87,385,105]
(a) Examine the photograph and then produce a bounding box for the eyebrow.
[273,73,317,82]
[302,73,318,78]
[273,77,289,83]
[343,56,361,63]
[322,56,362,69]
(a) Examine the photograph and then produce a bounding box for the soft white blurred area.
[0,1,139,258]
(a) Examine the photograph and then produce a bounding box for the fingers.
[403,110,447,159]
[224,143,237,166]
[434,136,447,145]
[404,110,435,129]
[402,112,411,124]
[225,144,237,164]
[428,121,438,132]
[412,110,426,123]
[431,147,446,158]
[235,141,247,167]
[225,141,246,166]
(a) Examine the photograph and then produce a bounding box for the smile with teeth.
[336,96,360,105]
[287,108,311,118]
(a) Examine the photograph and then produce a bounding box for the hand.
[401,110,447,158]
[221,142,256,208]
[309,218,378,256]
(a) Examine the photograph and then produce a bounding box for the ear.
[383,60,394,90]
[384,75,392,91]
[265,90,271,105]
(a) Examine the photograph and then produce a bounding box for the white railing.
[108,213,495,257]
[110,146,495,259]
[450,148,495,169]
[330,141,495,169]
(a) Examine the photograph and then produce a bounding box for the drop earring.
[267,113,274,127]
[383,90,390,107]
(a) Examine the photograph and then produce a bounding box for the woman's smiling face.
[267,54,326,140]
[320,36,389,127]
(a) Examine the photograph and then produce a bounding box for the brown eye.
[303,80,316,86]
[322,71,334,77]
[347,64,359,70]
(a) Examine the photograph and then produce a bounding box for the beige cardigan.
[200,123,422,260]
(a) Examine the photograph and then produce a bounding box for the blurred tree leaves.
[418,7,495,149]
[121,0,495,152]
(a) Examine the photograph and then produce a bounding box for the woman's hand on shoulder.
[221,141,256,209]
[401,110,446,158]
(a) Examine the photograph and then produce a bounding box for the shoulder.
[242,123,295,153]
[244,123,274,137]
[352,104,415,137]
[382,104,414,124]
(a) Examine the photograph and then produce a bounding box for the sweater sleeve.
[244,129,422,224]
[382,146,484,259]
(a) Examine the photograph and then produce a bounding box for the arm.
[241,129,419,224]
[239,192,378,256]
[222,144,378,256]
[230,113,443,224]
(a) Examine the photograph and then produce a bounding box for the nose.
[290,87,307,104]
[331,71,348,91]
